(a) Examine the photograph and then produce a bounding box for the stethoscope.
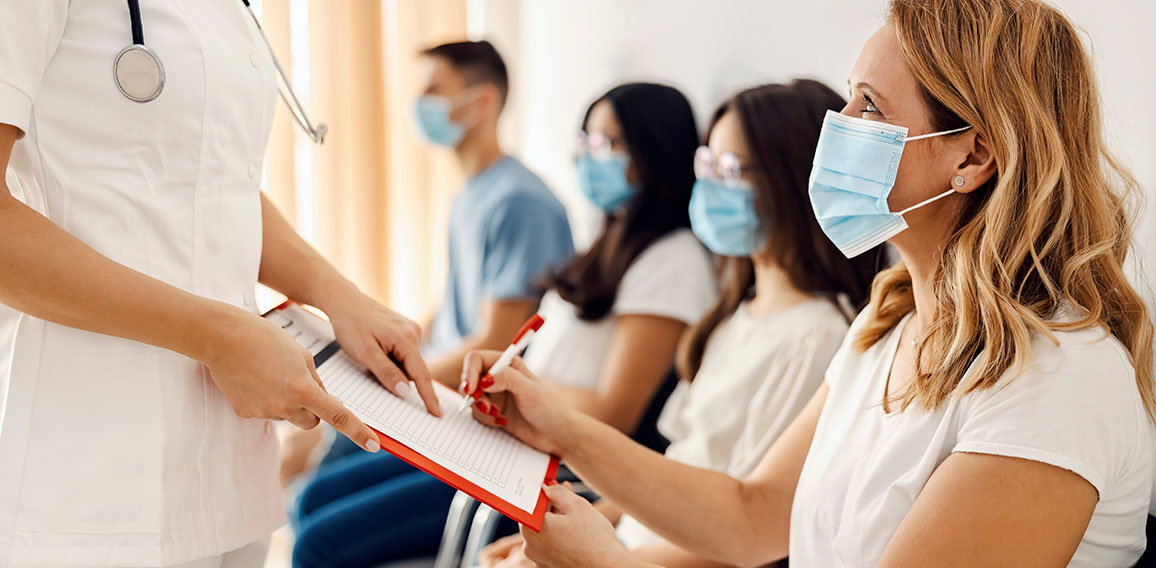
[115,0,328,144]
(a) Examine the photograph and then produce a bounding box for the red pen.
[457,314,544,413]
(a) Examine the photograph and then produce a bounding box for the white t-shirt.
[791,310,1155,567]
[616,298,850,549]
[523,229,716,389]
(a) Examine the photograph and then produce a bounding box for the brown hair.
[859,0,1155,420]
[676,80,884,381]
[542,83,700,321]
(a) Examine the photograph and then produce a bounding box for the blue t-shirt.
[425,156,574,357]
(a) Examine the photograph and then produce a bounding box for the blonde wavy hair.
[859,0,1156,420]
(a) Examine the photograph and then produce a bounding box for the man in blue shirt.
[414,40,573,386]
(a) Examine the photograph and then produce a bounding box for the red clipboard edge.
[371,418,560,532]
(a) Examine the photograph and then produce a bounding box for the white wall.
[475,0,1156,300]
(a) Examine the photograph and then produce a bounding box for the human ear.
[950,131,997,194]
[475,84,502,120]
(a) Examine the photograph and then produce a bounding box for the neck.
[893,195,962,333]
[746,256,812,317]
[896,239,941,333]
[455,122,503,179]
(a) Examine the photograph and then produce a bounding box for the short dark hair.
[421,40,509,108]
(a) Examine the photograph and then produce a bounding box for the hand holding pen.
[458,314,544,414]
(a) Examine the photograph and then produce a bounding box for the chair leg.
[433,491,480,568]
[460,504,505,568]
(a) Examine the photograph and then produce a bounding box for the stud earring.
[953,175,966,187]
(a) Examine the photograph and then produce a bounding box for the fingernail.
[366,438,380,453]
[479,375,495,389]
[395,381,411,399]
[477,401,489,413]
[495,417,508,426]
[487,405,500,417]
[544,478,557,486]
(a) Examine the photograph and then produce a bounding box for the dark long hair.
[677,80,884,381]
[542,83,699,320]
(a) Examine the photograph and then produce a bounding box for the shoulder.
[628,229,713,274]
[488,158,566,214]
[955,325,1149,494]
[790,299,853,335]
[622,229,715,293]
[980,325,1138,408]
[614,229,718,322]
[820,304,896,392]
[845,303,876,337]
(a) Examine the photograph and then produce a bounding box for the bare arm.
[878,452,1097,567]
[258,194,440,414]
[0,123,230,366]
[0,124,382,450]
[559,385,825,566]
[548,314,686,433]
[427,298,537,387]
[462,350,827,567]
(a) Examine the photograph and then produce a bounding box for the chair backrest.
[629,368,680,453]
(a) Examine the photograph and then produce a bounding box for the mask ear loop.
[449,88,487,133]
[897,188,956,215]
[905,125,972,141]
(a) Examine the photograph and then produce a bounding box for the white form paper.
[265,303,552,515]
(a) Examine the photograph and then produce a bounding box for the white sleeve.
[613,231,717,324]
[0,0,68,136]
[726,325,846,477]
[952,332,1145,497]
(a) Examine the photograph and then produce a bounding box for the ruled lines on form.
[316,350,550,513]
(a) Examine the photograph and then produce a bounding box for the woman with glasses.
[519,82,714,436]
[480,79,883,568]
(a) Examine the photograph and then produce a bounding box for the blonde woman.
[459,0,1156,566]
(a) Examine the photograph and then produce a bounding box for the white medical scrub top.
[0,1,284,566]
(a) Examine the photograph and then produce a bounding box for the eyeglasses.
[576,131,627,160]
[694,146,757,187]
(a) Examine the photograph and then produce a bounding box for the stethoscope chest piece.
[115,44,165,103]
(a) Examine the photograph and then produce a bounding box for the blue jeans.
[292,451,457,568]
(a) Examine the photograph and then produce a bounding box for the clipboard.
[264,300,560,530]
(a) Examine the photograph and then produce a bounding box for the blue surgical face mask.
[808,110,971,258]
[576,152,636,212]
[689,177,762,257]
[414,91,478,148]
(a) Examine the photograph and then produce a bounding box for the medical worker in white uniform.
[0,1,443,566]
